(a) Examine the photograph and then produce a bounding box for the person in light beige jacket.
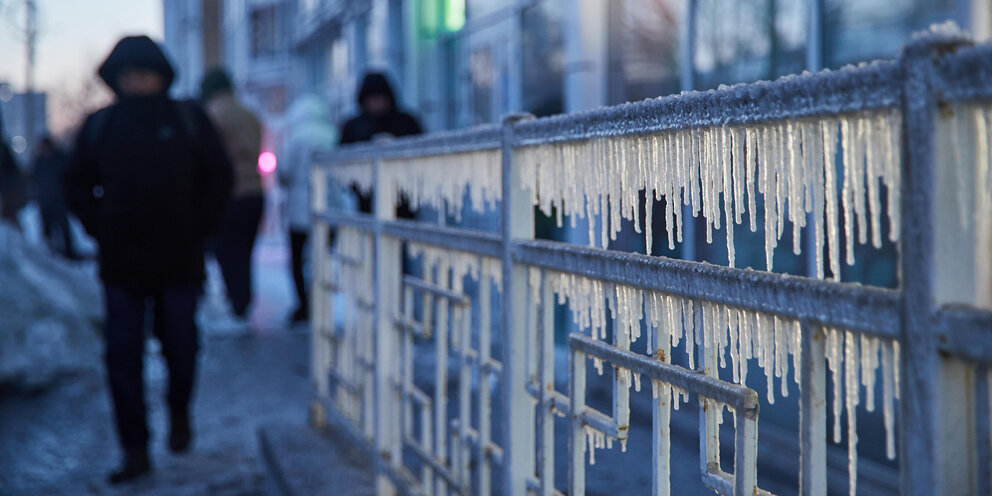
[200,68,264,318]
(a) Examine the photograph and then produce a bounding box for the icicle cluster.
[383,150,501,221]
[406,243,502,290]
[533,268,903,496]
[328,161,374,194]
[824,329,900,496]
[518,110,902,279]
[944,102,992,295]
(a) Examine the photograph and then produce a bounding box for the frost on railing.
[383,150,502,220]
[532,268,900,495]
[518,110,902,280]
[328,227,375,435]
[401,243,502,493]
[328,161,374,195]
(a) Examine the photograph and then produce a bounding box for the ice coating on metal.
[334,227,376,424]
[406,242,502,289]
[518,109,902,279]
[383,150,501,220]
[328,161,374,194]
[317,125,503,164]
[544,266,901,494]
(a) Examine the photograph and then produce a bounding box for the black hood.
[98,36,175,94]
[357,72,396,112]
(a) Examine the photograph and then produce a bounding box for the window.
[251,6,278,58]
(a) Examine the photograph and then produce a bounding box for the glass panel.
[522,0,565,117]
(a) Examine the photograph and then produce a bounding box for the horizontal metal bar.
[327,369,361,394]
[512,60,900,145]
[582,407,620,438]
[934,42,992,102]
[391,380,432,406]
[403,437,463,492]
[329,253,364,267]
[934,306,992,363]
[384,219,503,258]
[394,316,428,339]
[403,276,470,306]
[314,125,502,165]
[449,419,505,466]
[702,470,774,496]
[463,348,504,376]
[570,334,759,416]
[313,210,377,231]
[517,240,901,338]
[525,477,567,496]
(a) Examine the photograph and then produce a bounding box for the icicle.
[823,119,842,280]
[633,371,642,392]
[826,328,843,443]
[882,339,896,460]
[841,116,856,266]
[866,114,883,248]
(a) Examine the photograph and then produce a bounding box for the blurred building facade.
[164,0,992,141]
[163,0,294,130]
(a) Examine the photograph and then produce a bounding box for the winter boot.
[169,410,193,454]
[108,448,151,484]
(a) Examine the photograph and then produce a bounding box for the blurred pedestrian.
[30,135,77,259]
[0,109,26,230]
[278,94,340,323]
[65,35,233,484]
[339,72,422,214]
[200,68,264,319]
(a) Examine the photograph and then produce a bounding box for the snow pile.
[0,224,103,391]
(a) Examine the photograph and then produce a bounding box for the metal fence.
[308,27,992,496]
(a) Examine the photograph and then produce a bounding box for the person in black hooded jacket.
[65,35,233,484]
[339,72,423,213]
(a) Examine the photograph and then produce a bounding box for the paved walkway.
[0,235,370,496]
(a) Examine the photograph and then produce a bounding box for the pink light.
[258,152,277,174]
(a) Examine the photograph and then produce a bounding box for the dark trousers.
[103,283,199,453]
[212,194,264,316]
[40,207,75,258]
[289,229,308,312]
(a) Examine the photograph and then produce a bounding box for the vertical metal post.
[699,303,720,475]
[537,271,556,496]
[652,312,673,496]
[975,366,991,496]
[733,409,758,496]
[569,346,587,496]
[479,272,494,495]
[500,113,536,496]
[896,36,967,496]
[373,156,400,496]
[311,164,331,398]
[799,321,827,496]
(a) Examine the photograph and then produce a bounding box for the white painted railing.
[309,28,992,496]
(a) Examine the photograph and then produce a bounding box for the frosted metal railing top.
[309,28,992,496]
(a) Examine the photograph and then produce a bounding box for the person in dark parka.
[30,135,76,258]
[0,108,26,229]
[200,69,264,318]
[65,35,233,484]
[339,72,423,214]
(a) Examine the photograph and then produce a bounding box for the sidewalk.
[0,234,373,496]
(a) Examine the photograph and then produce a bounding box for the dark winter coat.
[0,140,25,222]
[31,149,70,219]
[339,73,423,214]
[65,36,233,289]
[339,73,423,145]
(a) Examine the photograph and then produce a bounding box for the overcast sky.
[0,0,163,93]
